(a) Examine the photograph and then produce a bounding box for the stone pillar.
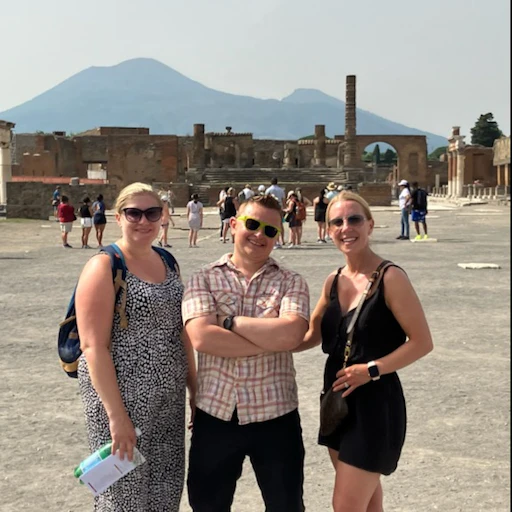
[447,153,453,196]
[336,143,345,168]
[314,125,326,166]
[343,75,357,167]
[192,123,205,169]
[455,151,465,197]
[0,120,15,205]
[283,144,294,168]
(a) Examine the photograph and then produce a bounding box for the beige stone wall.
[493,137,510,166]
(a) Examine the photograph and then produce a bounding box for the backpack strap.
[153,246,181,278]
[101,244,129,329]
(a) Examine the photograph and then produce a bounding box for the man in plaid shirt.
[183,194,310,512]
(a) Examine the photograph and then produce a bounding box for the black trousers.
[187,408,305,512]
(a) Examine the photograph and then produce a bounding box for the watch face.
[368,364,379,378]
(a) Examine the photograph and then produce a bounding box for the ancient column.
[192,123,206,169]
[283,143,294,168]
[0,120,15,205]
[343,75,357,167]
[314,125,326,166]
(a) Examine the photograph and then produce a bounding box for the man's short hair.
[238,194,282,215]
[271,177,278,185]
[412,181,419,188]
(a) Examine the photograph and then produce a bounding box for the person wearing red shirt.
[57,195,76,248]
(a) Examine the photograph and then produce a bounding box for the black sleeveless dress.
[318,265,407,475]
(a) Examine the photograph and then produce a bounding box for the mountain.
[0,58,447,151]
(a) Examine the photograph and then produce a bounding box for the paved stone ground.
[0,204,509,512]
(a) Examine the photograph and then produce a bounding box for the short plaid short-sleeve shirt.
[182,254,310,425]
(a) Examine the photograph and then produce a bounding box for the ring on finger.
[344,382,349,389]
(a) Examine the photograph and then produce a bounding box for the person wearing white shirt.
[397,180,412,240]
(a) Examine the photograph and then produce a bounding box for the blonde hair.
[114,182,162,213]
[326,191,373,223]
[227,187,236,196]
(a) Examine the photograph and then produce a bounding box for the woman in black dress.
[313,188,329,243]
[297,191,433,511]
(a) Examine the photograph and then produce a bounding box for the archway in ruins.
[336,134,428,185]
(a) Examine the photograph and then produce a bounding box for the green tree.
[470,113,503,147]
[428,146,447,160]
[382,149,397,164]
[372,144,381,164]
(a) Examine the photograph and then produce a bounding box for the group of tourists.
[396,180,429,240]
[53,186,107,249]
[71,181,433,512]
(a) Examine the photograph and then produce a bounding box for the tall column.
[447,152,454,196]
[455,151,465,197]
[191,123,205,169]
[343,75,357,167]
[0,120,15,205]
[314,124,326,166]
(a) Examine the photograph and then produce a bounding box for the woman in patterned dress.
[75,182,197,511]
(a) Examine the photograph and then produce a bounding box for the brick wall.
[106,135,179,189]
[358,183,392,206]
[6,182,117,219]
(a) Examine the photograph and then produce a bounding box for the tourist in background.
[75,182,196,511]
[295,188,311,246]
[78,197,93,249]
[265,177,286,248]
[166,184,177,214]
[284,191,300,247]
[182,194,309,512]
[187,193,203,248]
[257,184,266,196]
[325,182,338,201]
[157,196,174,248]
[410,181,429,240]
[218,187,239,243]
[52,185,61,220]
[92,194,107,248]
[218,186,229,240]
[397,180,412,240]
[57,195,75,248]
[313,188,329,243]
[296,191,433,512]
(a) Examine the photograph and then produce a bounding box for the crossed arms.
[184,313,308,357]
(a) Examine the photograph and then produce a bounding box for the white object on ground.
[411,238,438,243]
[457,263,501,270]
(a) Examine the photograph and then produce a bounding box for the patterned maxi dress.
[78,255,187,511]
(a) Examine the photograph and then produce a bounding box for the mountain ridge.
[0,58,447,150]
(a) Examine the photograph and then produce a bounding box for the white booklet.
[79,447,146,496]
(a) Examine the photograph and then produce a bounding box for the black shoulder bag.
[319,260,391,436]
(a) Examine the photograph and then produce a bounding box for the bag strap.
[341,260,392,370]
[153,246,181,277]
[102,244,129,329]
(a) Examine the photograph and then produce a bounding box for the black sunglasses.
[328,214,366,228]
[122,207,163,223]
[237,216,281,239]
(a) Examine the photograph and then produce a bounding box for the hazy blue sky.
[2,0,510,137]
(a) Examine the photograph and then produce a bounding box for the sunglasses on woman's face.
[122,207,163,223]
[237,216,281,239]
[328,214,366,228]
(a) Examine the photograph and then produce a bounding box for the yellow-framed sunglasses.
[236,216,282,239]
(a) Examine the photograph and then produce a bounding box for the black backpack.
[414,188,428,210]
[57,243,179,378]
